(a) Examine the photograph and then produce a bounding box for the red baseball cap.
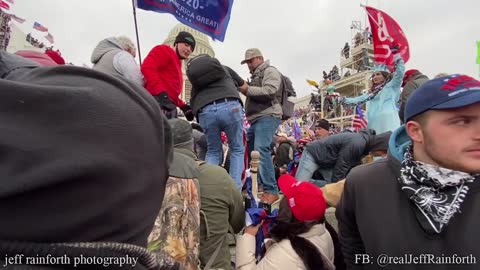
[278,174,326,222]
[402,69,419,87]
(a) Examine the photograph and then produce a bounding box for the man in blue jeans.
[240,48,283,204]
[187,54,247,189]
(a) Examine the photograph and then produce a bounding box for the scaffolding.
[0,10,12,51]
[308,20,374,131]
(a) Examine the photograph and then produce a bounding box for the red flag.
[353,106,368,130]
[365,6,410,69]
[0,0,10,10]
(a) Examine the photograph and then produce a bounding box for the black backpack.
[248,66,297,120]
[277,74,296,120]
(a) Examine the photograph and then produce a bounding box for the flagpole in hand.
[132,0,143,65]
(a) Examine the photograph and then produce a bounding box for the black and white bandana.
[398,145,477,234]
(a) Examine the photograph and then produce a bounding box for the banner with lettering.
[137,0,234,41]
[365,6,410,69]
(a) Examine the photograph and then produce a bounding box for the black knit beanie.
[369,131,392,152]
[0,52,172,248]
[315,119,330,131]
[169,118,194,149]
[174,31,196,51]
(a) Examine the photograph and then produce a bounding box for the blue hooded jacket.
[388,125,411,163]
[345,54,406,134]
[336,124,480,269]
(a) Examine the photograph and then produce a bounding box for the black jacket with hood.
[305,129,378,182]
[186,55,242,116]
[336,126,480,270]
[0,52,173,269]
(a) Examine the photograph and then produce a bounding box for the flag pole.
[132,0,143,65]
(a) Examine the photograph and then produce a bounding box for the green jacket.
[176,148,245,269]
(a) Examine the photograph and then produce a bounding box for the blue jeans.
[247,116,281,194]
[295,150,332,187]
[198,99,245,190]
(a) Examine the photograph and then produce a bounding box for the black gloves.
[181,104,194,121]
[154,92,176,111]
[153,92,194,121]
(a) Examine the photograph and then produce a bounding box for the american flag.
[33,22,48,32]
[243,109,250,130]
[353,106,368,130]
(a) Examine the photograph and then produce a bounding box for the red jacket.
[141,45,185,108]
[15,50,58,66]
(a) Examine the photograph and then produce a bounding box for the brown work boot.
[260,192,279,205]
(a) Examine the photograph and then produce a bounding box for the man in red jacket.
[141,31,196,120]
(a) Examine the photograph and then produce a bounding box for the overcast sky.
[9,0,480,98]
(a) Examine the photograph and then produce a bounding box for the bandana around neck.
[398,145,477,234]
[358,80,389,105]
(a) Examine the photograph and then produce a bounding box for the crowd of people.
[1,29,480,270]
[26,33,46,49]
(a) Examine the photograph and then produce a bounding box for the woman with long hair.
[343,47,405,133]
[236,174,344,270]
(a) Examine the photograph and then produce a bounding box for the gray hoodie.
[91,37,144,86]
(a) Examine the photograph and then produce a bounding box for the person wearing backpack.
[240,48,283,204]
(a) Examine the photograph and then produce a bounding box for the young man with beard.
[336,74,480,269]
[142,31,195,120]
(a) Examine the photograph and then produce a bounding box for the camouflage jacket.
[148,150,201,270]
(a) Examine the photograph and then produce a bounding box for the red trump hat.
[278,174,327,222]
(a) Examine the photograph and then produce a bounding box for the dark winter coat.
[336,126,480,269]
[275,141,295,168]
[186,55,243,116]
[304,129,377,182]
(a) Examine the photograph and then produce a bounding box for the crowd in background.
[1,28,479,270]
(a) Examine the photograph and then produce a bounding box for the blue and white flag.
[137,0,234,41]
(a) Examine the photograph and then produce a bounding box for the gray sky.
[9,0,480,98]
